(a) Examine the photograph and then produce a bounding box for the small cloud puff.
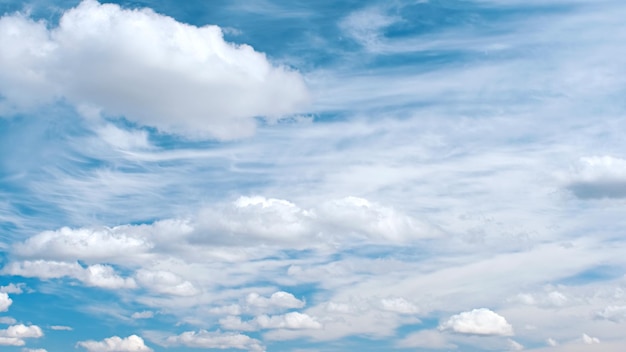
[439,308,514,336]
[76,335,152,352]
[581,333,600,345]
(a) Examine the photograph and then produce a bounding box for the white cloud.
[3,260,136,289]
[397,329,456,349]
[0,317,16,325]
[0,283,25,294]
[220,312,322,331]
[0,0,309,139]
[0,324,43,346]
[547,338,558,346]
[196,196,437,246]
[317,197,437,242]
[0,337,24,346]
[572,156,626,181]
[1,324,44,338]
[50,325,72,331]
[14,226,153,262]
[131,311,154,319]
[163,330,264,352]
[76,335,152,352]
[581,333,600,345]
[245,291,305,311]
[568,156,626,199]
[22,349,48,352]
[197,196,315,245]
[439,308,514,336]
[340,7,398,52]
[379,297,419,314]
[134,269,199,296]
[508,339,524,351]
[0,293,12,312]
[596,305,626,322]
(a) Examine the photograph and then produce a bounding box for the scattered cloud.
[0,317,16,325]
[162,330,264,352]
[131,311,154,319]
[3,260,136,289]
[220,312,322,331]
[245,291,305,311]
[0,324,43,346]
[76,335,152,352]
[439,308,514,336]
[581,333,600,345]
[595,305,626,323]
[0,283,25,294]
[0,293,12,312]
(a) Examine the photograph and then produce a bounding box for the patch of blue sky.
[556,265,625,286]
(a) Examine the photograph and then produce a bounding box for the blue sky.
[0,0,626,351]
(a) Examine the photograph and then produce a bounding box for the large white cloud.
[3,260,136,289]
[76,335,152,352]
[439,308,514,336]
[14,226,153,262]
[0,0,309,139]
[0,324,43,346]
[0,293,12,312]
[163,330,264,352]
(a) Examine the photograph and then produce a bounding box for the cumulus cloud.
[134,269,199,296]
[131,311,154,319]
[0,293,12,312]
[76,335,152,352]
[22,349,48,352]
[163,330,264,352]
[0,0,309,139]
[197,196,436,246]
[581,333,600,344]
[317,197,436,242]
[0,324,43,346]
[220,312,322,331]
[596,305,626,322]
[3,260,136,289]
[439,308,514,336]
[197,197,315,245]
[14,226,153,262]
[245,291,305,311]
[568,155,626,199]
[379,297,419,314]
[0,283,25,294]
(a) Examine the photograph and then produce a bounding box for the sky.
[0,0,625,351]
